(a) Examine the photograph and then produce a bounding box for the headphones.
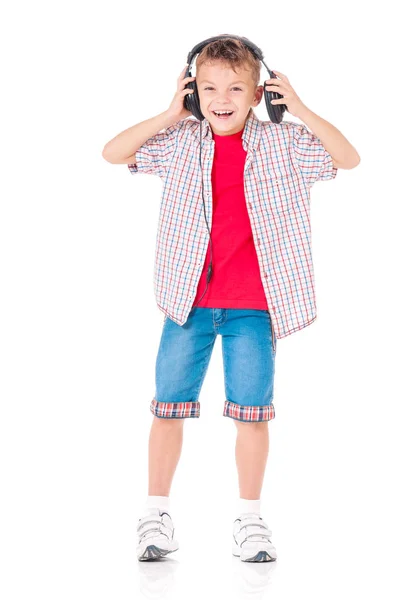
[183,34,287,307]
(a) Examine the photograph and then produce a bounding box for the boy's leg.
[148,415,185,496]
[233,420,269,499]
[221,310,274,500]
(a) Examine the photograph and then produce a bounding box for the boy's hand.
[265,70,307,119]
[165,65,196,123]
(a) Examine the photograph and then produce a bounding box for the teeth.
[214,110,233,115]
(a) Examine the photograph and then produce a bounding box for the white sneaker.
[136,508,179,561]
[232,513,277,562]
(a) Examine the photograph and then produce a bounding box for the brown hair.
[195,35,261,90]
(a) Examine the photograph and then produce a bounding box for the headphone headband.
[186,34,265,69]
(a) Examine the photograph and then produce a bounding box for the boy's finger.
[273,70,289,81]
[177,76,195,91]
[178,76,195,87]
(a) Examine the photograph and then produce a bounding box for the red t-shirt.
[192,127,268,309]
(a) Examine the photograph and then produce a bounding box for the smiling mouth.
[212,110,235,119]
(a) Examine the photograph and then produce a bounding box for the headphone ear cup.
[184,78,205,121]
[264,80,287,124]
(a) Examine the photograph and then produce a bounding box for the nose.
[215,91,232,101]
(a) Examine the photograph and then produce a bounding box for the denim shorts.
[151,307,277,422]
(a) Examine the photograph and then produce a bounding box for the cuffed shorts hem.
[150,397,200,418]
[223,399,275,422]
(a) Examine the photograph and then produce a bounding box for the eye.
[203,86,243,91]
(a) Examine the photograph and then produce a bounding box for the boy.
[102,36,360,563]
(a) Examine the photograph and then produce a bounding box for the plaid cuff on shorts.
[223,400,275,422]
[150,398,200,418]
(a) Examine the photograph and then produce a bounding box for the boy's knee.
[153,415,185,425]
[234,419,268,429]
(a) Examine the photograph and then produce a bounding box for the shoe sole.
[137,543,179,561]
[232,543,276,562]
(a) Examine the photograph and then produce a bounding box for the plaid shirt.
[128,109,338,339]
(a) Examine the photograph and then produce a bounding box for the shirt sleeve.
[291,123,338,188]
[127,120,182,178]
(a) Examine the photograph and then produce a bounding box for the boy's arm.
[297,106,360,170]
[102,111,184,178]
[102,110,178,163]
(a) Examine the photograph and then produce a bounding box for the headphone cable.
[193,119,213,307]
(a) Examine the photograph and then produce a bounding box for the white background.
[1,1,417,598]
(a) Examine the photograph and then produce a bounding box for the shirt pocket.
[253,172,295,214]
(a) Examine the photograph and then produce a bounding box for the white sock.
[143,495,171,515]
[238,497,261,516]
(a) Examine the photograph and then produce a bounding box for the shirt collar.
[190,108,261,152]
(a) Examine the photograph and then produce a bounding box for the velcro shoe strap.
[245,528,273,540]
[239,524,272,538]
[137,517,161,533]
[238,518,268,531]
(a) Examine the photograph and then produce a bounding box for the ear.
[253,85,264,104]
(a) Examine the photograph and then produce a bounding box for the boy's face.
[196,61,264,136]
